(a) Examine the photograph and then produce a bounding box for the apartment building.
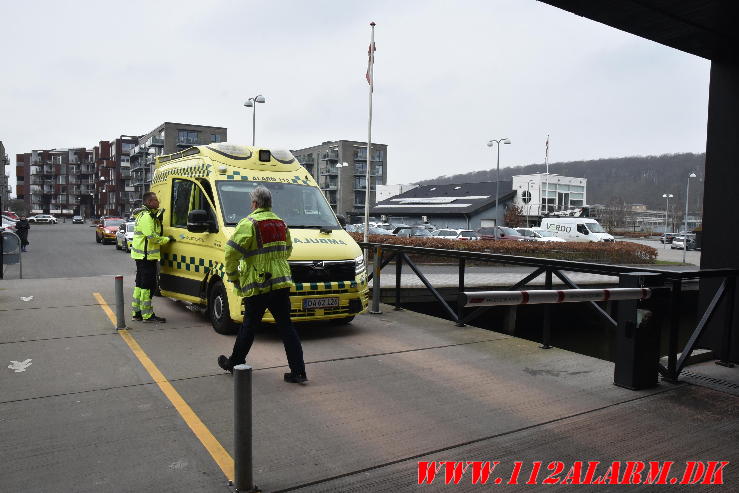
[129,122,227,208]
[291,140,388,220]
[92,136,138,217]
[16,148,96,217]
[1,141,10,208]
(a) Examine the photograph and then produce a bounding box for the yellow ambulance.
[149,143,368,334]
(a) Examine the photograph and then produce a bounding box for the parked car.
[394,226,433,238]
[2,211,19,220]
[369,222,398,232]
[433,229,461,240]
[28,214,57,224]
[430,229,479,241]
[72,216,84,224]
[2,214,18,224]
[659,232,677,244]
[671,234,696,250]
[477,226,526,241]
[516,227,566,243]
[1,219,17,232]
[96,217,126,244]
[115,221,135,252]
[455,230,479,241]
[345,224,393,235]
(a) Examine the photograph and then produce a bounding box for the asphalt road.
[4,222,135,279]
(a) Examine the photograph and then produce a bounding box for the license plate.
[302,297,339,309]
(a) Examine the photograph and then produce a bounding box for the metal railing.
[360,241,738,382]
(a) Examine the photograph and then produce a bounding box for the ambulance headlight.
[354,254,366,274]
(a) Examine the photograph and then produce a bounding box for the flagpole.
[544,134,549,215]
[363,22,376,246]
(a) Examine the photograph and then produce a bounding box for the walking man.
[131,192,173,323]
[217,186,307,383]
[15,216,30,252]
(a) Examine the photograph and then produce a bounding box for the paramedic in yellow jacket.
[217,185,307,383]
[131,191,173,323]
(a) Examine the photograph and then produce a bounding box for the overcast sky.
[1,0,710,193]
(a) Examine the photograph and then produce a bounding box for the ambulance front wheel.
[209,280,238,335]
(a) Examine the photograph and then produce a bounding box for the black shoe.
[142,314,166,323]
[132,312,143,321]
[218,355,234,374]
[283,372,308,384]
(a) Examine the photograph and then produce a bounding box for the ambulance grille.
[289,260,355,283]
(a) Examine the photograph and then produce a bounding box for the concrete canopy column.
[700,58,739,361]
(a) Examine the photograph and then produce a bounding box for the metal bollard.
[114,275,125,330]
[370,245,382,314]
[233,364,259,493]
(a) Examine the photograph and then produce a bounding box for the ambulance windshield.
[217,181,341,229]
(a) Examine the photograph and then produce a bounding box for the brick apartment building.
[92,136,138,218]
[291,140,388,221]
[16,148,97,217]
[14,122,227,218]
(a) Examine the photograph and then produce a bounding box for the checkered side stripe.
[290,175,312,186]
[294,281,358,292]
[160,253,225,276]
[225,170,250,181]
[152,163,212,184]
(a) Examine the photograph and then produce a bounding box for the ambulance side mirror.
[187,209,217,233]
[336,214,347,228]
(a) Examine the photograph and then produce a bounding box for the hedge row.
[349,233,658,264]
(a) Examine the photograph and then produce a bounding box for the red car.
[96,217,126,244]
[477,226,527,241]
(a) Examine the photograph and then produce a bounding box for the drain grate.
[681,369,739,395]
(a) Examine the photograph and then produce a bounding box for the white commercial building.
[512,174,588,221]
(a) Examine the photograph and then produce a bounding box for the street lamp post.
[243,94,266,146]
[683,173,697,264]
[662,193,673,249]
[526,179,535,227]
[487,138,511,238]
[336,162,350,217]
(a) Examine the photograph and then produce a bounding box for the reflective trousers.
[132,259,157,319]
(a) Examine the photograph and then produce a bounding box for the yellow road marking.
[93,292,234,481]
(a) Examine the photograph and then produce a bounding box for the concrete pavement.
[2,274,738,491]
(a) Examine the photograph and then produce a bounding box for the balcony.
[176,137,199,146]
[320,150,339,161]
[146,137,164,147]
[354,165,383,176]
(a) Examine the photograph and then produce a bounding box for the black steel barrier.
[360,242,738,382]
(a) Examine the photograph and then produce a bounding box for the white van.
[539,218,615,242]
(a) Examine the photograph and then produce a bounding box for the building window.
[178,130,200,145]
[210,133,223,143]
